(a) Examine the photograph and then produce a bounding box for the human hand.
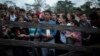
[43,34,53,42]
[18,34,26,37]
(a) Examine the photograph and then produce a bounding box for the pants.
[41,39,55,56]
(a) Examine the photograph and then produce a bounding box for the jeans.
[41,39,55,56]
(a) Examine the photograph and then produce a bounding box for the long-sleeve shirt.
[39,20,57,56]
[39,20,57,38]
[61,31,82,46]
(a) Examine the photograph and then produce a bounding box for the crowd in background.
[0,3,100,56]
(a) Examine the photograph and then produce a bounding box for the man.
[89,8,100,45]
[8,7,17,21]
[90,8,100,28]
[74,8,83,22]
[39,10,57,56]
[79,13,91,28]
[52,13,57,22]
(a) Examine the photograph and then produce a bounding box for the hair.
[20,9,25,12]
[52,12,57,16]
[44,10,52,16]
[72,20,79,26]
[57,14,66,19]
[32,13,39,18]
[76,8,82,12]
[96,8,100,11]
[66,13,75,21]
[89,8,100,20]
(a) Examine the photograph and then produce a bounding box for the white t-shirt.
[10,14,16,21]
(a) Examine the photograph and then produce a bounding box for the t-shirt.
[29,28,40,36]
[39,20,57,38]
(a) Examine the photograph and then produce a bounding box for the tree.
[65,1,75,12]
[32,0,46,11]
[4,1,16,7]
[81,1,92,10]
[88,0,100,8]
[55,0,75,13]
[98,0,100,7]
[81,1,92,15]
[25,3,33,11]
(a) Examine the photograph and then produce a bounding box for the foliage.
[55,0,75,14]
[80,1,92,15]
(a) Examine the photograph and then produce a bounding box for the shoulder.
[39,20,45,24]
[49,20,57,25]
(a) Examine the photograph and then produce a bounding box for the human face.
[80,14,87,20]
[18,17,24,22]
[57,17,65,24]
[44,12,51,20]
[33,15,38,21]
[52,13,56,19]
[76,10,81,16]
[28,15,32,21]
[52,13,57,21]
[96,10,100,16]
[67,13,72,21]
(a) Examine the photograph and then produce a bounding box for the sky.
[0,0,86,7]
[46,0,86,7]
[18,0,86,7]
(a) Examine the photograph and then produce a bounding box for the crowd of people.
[0,3,100,56]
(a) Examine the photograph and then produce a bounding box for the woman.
[57,14,67,44]
[59,13,82,46]
[11,14,29,40]
[65,20,82,46]
[28,14,40,41]
[66,13,75,26]
[57,14,66,25]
